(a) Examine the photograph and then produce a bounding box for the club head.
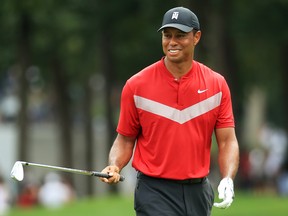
[11,161,24,181]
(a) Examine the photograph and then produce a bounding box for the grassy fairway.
[9,192,288,216]
[212,192,288,216]
[9,196,135,216]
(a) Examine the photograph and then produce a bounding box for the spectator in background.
[277,162,288,196]
[0,176,10,216]
[0,92,20,122]
[17,183,39,208]
[38,173,75,209]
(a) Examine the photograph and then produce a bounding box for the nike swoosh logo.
[197,89,208,94]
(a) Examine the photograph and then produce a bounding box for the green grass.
[9,195,134,216]
[9,192,288,216]
[212,191,288,216]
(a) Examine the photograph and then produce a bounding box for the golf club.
[10,161,125,182]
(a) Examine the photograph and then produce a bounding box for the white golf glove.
[213,177,234,209]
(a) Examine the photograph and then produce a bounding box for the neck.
[164,57,193,79]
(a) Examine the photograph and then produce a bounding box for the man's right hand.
[100,165,122,184]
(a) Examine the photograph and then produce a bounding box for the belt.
[173,177,206,184]
[137,172,206,184]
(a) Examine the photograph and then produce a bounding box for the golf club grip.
[92,172,125,181]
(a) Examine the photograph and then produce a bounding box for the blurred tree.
[232,0,288,128]
[30,0,75,170]
[17,5,31,161]
[3,0,35,161]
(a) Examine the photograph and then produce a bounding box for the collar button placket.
[177,80,184,107]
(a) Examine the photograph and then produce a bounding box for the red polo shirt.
[117,58,235,180]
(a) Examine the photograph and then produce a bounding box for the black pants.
[134,173,214,216]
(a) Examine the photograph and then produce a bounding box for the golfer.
[101,6,239,216]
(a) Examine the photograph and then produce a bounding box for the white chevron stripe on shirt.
[134,92,222,124]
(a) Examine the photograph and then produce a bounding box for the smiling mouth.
[168,49,180,54]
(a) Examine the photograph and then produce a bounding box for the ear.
[193,30,201,46]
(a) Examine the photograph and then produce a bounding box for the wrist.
[221,177,234,186]
[109,165,121,173]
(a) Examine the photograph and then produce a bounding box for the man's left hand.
[213,177,234,209]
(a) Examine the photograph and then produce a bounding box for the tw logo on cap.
[171,12,179,19]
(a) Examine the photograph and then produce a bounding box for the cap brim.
[157,24,193,33]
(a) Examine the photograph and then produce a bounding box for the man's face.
[162,28,200,64]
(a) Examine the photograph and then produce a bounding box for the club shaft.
[19,161,125,181]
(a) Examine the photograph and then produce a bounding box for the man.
[100,6,239,216]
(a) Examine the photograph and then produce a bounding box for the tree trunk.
[185,0,210,62]
[83,79,94,196]
[100,29,118,193]
[51,57,73,169]
[17,12,31,161]
[218,0,242,120]
[281,43,288,166]
[188,0,242,120]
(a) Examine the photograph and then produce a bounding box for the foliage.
[1,0,287,124]
[231,0,288,126]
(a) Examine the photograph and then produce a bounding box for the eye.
[177,33,187,38]
[163,33,172,39]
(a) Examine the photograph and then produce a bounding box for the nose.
[169,36,178,46]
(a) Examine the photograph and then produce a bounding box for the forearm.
[109,142,133,171]
[218,139,239,179]
[108,134,135,171]
[100,134,135,184]
[215,128,240,179]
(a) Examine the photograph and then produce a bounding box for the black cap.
[158,7,200,32]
